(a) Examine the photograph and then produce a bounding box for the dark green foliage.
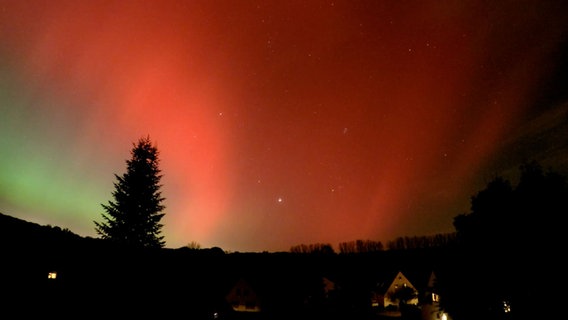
[94,136,166,248]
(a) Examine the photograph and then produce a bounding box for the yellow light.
[48,272,57,279]
[503,300,511,313]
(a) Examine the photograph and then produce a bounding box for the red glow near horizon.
[1,1,566,252]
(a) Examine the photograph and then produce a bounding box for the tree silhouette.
[94,136,166,248]
[453,160,566,252]
[443,161,568,320]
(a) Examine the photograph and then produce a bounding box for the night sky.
[1,1,567,252]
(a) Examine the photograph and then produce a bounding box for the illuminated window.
[432,293,440,302]
[503,300,511,313]
[48,272,57,279]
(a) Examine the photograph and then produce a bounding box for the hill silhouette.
[0,211,451,319]
[0,211,86,246]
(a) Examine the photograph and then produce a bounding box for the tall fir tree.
[94,136,166,248]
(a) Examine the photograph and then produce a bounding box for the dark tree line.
[440,160,567,320]
[385,233,457,251]
[293,233,457,255]
[338,239,384,254]
[289,242,335,254]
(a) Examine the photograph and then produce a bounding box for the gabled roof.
[226,277,262,303]
[372,268,437,295]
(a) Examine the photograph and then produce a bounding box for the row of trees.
[290,232,458,255]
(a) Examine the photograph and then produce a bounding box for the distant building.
[322,276,336,298]
[225,277,261,312]
[420,271,452,320]
[371,269,452,320]
[372,270,419,308]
